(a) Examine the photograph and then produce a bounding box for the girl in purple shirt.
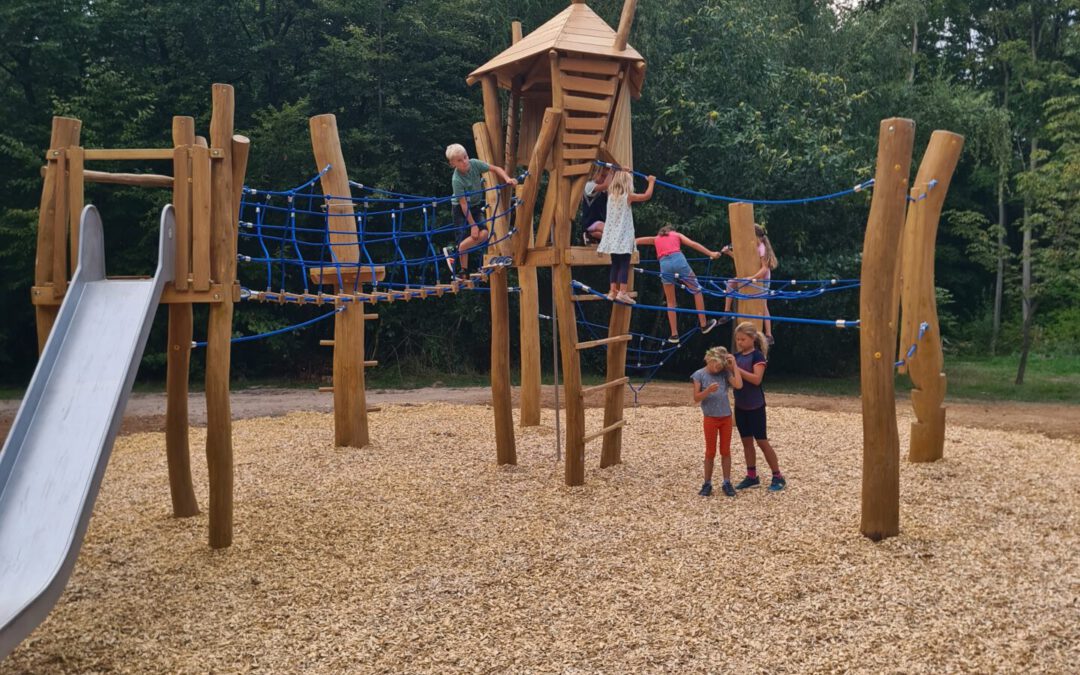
[732,321,786,492]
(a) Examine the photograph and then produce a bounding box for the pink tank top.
[655,232,681,259]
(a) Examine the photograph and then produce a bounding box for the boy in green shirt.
[443,143,518,278]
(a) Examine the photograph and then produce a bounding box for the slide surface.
[0,205,174,659]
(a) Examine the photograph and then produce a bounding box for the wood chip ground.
[3,402,1078,673]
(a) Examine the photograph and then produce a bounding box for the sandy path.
[2,383,1076,441]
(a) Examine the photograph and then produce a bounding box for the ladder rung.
[583,419,625,444]
[581,377,630,397]
[576,334,631,350]
[364,313,378,320]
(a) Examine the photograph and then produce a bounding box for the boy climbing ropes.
[443,143,517,279]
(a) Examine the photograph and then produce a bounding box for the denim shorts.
[658,252,700,293]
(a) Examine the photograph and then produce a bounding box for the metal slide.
[0,204,175,659]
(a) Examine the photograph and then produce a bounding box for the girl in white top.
[596,169,655,304]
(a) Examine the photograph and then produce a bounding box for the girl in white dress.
[596,169,655,303]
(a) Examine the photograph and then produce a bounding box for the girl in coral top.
[636,224,723,343]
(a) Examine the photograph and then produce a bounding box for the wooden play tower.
[466,0,646,485]
[33,84,249,548]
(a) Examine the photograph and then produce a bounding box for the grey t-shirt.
[691,367,733,418]
[451,158,491,205]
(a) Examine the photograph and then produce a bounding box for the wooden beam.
[601,267,634,468]
[308,265,386,286]
[83,148,176,161]
[576,334,631,351]
[728,202,765,333]
[860,118,915,542]
[581,376,629,396]
[614,0,639,52]
[512,107,561,263]
[900,130,964,464]
[82,169,173,188]
[204,83,237,549]
[190,145,212,291]
[309,114,360,263]
[165,115,199,519]
[523,246,638,267]
[584,419,625,444]
[490,267,517,464]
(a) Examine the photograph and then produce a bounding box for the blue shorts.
[658,252,700,293]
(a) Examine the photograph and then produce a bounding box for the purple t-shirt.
[733,349,766,410]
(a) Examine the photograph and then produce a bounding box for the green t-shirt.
[451,158,490,205]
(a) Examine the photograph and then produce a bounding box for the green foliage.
[1,0,1078,387]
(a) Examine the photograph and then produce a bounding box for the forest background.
[1,0,1078,390]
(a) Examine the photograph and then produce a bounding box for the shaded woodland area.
[1,0,1077,386]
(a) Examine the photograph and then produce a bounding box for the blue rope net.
[196,166,522,346]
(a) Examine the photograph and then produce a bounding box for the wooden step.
[564,132,603,146]
[564,115,607,131]
[581,377,630,397]
[564,94,611,114]
[576,334,632,350]
[572,291,636,302]
[583,419,625,444]
[560,58,621,76]
[560,75,618,97]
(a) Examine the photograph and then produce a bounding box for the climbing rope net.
[223,161,935,394]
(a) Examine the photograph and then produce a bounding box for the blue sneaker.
[735,476,760,490]
[721,481,736,497]
[698,482,713,497]
[768,475,786,492]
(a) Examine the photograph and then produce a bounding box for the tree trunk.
[908,20,918,85]
[991,175,1005,355]
[1017,136,1037,385]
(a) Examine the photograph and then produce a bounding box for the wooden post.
[471,121,510,255]
[901,131,964,463]
[727,202,766,332]
[490,267,517,463]
[166,115,199,518]
[204,84,237,549]
[613,0,639,52]
[600,266,633,467]
[34,117,81,352]
[860,118,915,541]
[309,114,369,447]
[516,110,560,428]
[67,146,84,275]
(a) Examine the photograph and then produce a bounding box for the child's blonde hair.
[734,321,769,358]
[608,170,633,198]
[755,224,778,270]
[445,143,467,161]
[704,345,730,364]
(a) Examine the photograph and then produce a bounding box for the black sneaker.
[735,476,760,490]
[717,316,732,325]
[701,319,718,334]
[698,482,713,497]
[442,245,456,273]
[721,481,736,497]
[667,335,680,344]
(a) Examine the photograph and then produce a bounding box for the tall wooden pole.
[727,202,766,332]
[310,114,369,448]
[516,109,560,427]
[165,115,199,518]
[613,0,638,52]
[490,267,517,463]
[34,117,81,352]
[859,118,915,541]
[901,131,964,463]
[205,84,237,548]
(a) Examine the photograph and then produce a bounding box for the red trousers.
[703,415,733,461]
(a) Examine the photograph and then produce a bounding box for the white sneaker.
[442,246,456,273]
[616,291,636,305]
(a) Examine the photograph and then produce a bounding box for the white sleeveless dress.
[596,193,635,255]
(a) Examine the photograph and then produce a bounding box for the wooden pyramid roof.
[467,2,644,92]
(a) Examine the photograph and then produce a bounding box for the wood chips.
[3,401,1078,673]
